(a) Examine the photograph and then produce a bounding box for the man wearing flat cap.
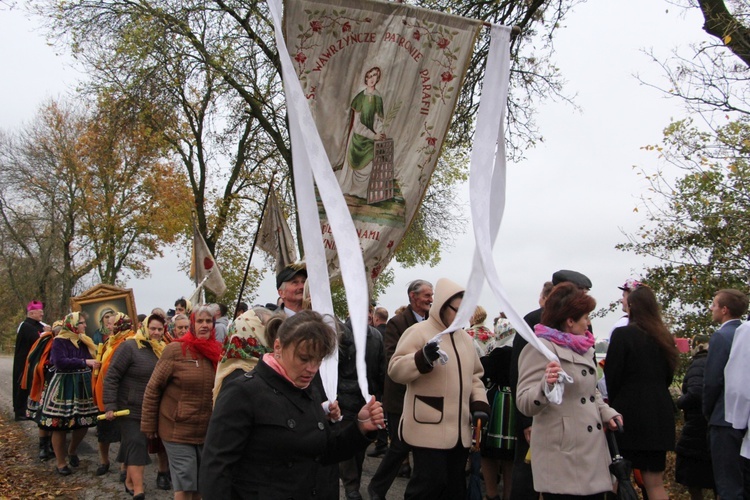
[276,263,307,316]
[13,300,45,420]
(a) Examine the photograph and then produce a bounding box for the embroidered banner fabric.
[284,0,482,282]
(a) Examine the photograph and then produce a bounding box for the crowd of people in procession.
[9,264,750,499]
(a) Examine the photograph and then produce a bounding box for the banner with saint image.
[284,0,482,280]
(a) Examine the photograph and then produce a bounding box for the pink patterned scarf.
[534,324,595,355]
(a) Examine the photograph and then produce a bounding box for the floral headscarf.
[493,317,517,349]
[213,309,273,404]
[57,312,97,357]
[111,312,133,335]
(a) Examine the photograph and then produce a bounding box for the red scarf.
[176,314,222,369]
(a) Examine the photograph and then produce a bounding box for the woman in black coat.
[675,335,715,499]
[604,286,679,500]
[199,310,384,499]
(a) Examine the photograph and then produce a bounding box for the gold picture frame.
[71,284,137,337]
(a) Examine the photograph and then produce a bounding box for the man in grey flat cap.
[276,263,307,316]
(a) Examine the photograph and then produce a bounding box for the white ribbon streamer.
[434,25,570,398]
[268,0,371,402]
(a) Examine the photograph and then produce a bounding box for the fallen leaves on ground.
[0,415,86,499]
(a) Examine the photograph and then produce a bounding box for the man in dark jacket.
[13,300,45,421]
[703,288,750,499]
[373,307,388,335]
[368,306,390,458]
[368,280,432,500]
[339,317,386,499]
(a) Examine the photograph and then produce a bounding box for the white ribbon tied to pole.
[430,24,571,404]
[268,0,372,403]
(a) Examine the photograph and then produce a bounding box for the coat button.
[287,419,296,429]
[534,400,541,406]
[597,423,602,430]
[590,395,595,402]
[581,369,587,376]
[318,422,325,430]
[589,368,595,375]
[587,425,593,432]
[580,398,586,404]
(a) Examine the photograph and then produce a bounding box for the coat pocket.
[559,416,575,453]
[174,400,199,422]
[413,395,444,424]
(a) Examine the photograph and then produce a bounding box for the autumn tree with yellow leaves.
[0,97,193,331]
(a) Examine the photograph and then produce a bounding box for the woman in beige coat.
[516,283,622,499]
[389,278,490,499]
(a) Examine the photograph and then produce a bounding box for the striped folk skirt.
[35,369,98,430]
[481,386,516,460]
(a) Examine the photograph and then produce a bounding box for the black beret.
[551,269,592,289]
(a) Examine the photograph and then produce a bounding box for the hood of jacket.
[427,278,465,330]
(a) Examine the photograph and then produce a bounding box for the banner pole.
[235,174,276,316]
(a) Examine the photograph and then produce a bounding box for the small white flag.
[190,222,227,298]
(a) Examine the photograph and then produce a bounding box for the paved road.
[0,355,409,499]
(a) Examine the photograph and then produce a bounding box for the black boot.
[38,436,52,461]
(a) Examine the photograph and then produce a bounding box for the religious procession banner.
[257,186,298,274]
[284,0,482,281]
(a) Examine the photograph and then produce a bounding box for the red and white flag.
[190,222,227,300]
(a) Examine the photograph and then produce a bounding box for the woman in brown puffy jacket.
[141,305,222,500]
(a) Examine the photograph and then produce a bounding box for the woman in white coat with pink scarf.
[516,283,622,499]
[389,278,490,499]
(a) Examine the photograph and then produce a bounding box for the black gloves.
[472,410,490,427]
[422,341,441,364]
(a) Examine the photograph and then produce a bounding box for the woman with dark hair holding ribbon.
[199,309,384,499]
[35,312,101,476]
[103,314,167,499]
[516,283,622,499]
[142,304,222,500]
[605,285,679,500]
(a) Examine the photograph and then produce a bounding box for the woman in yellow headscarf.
[35,312,100,475]
[104,314,167,498]
[92,312,135,476]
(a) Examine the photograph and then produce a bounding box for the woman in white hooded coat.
[389,277,490,499]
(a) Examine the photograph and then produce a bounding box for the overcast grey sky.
[0,0,709,337]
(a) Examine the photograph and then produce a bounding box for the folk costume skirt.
[481,386,516,461]
[35,369,98,430]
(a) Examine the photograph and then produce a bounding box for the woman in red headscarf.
[141,304,221,500]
